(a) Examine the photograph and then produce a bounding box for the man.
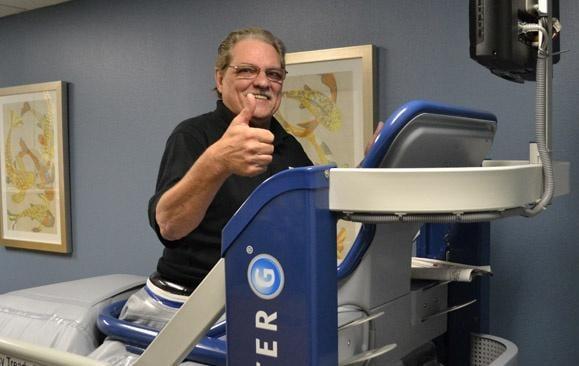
[89,28,311,365]
[149,27,312,293]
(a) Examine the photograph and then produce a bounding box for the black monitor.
[469,0,560,83]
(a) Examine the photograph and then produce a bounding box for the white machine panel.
[329,162,544,214]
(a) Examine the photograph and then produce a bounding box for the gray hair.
[214,27,286,98]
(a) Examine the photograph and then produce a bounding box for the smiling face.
[215,39,284,127]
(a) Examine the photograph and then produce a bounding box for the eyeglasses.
[227,64,287,83]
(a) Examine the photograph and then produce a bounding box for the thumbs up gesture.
[211,94,275,177]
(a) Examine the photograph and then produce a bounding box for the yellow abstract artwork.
[0,81,69,253]
[3,98,57,234]
[276,45,375,262]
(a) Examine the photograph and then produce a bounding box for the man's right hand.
[156,94,276,240]
[210,93,275,177]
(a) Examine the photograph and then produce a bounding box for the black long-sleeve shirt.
[148,101,312,289]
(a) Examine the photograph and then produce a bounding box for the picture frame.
[0,81,70,253]
[275,45,377,261]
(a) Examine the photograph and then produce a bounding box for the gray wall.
[0,0,577,364]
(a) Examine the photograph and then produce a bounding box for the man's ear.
[214,69,224,94]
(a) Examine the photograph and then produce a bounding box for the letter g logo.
[247,254,284,300]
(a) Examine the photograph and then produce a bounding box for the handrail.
[0,336,107,366]
[97,300,226,365]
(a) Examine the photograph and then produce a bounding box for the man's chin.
[253,107,275,120]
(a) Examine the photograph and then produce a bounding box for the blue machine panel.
[222,165,337,366]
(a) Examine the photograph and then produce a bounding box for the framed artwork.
[275,45,376,261]
[0,81,70,253]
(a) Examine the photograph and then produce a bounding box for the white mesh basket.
[471,333,518,366]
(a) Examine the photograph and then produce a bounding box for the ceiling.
[0,0,71,18]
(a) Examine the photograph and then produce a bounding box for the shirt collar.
[215,100,236,125]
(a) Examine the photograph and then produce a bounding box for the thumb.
[364,121,385,156]
[232,93,256,126]
[374,121,384,138]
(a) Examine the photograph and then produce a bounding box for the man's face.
[215,39,284,127]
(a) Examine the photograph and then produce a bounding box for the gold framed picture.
[276,45,377,261]
[0,81,70,253]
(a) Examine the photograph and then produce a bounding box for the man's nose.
[253,70,271,86]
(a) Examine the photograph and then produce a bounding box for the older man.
[90,28,311,365]
[149,28,312,294]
